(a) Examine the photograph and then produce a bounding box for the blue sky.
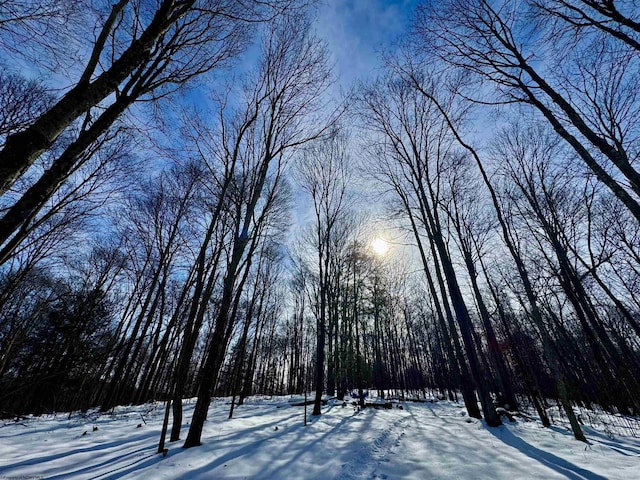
[315,0,419,88]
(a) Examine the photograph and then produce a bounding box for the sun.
[370,237,390,256]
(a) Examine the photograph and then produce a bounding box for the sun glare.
[371,237,390,256]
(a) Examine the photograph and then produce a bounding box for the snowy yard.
[1,397,638,479]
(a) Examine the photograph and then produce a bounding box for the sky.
[281,1,420,245]
[315,0,419,90]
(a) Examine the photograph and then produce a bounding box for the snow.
[1,396,638,479]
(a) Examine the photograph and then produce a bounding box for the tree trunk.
[0,0,194,194]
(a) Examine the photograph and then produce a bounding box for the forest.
[0,0,639,454]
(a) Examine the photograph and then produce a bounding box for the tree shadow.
[580,426,640,457]
[181,403,368,478]
[0,431,153,472]
[45,445,159,480]
[261,408,378,479]
[488,426,608,480]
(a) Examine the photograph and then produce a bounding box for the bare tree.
[228,240,284,418]
[439,152,520,411]
[182,13,335,448]
[0,72,52,137]
[356,75,501,426]
[0,0,85,65]
[394,65,587,439]
[413,0,640,223]
[0,0,299,254]
[530,0,640,51]
[491,121,640,414]
[0,123,136,265]
[298,131,351,416]
[98,163,200,411]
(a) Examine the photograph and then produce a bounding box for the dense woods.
[1,0,639,450]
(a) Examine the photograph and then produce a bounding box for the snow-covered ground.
[1,396,638,479]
